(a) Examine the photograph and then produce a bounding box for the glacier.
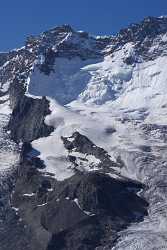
[1,16,167,249]
[24,21,167,249]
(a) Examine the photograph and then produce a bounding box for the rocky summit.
[1,16,167,249]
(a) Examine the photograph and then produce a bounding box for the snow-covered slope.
[1,16,167,250]
[23,17,167,180]
[21,17,167,249]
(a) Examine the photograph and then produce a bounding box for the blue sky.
[1,0,167,51]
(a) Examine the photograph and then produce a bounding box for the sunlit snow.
[26,40,167,249]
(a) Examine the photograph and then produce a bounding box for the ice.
[25,37,167,248]
[26,42,167,122]
[28,57,100,104]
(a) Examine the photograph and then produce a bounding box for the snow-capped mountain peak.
[1,16,167,250]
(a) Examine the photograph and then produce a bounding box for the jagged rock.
[12,162,148,250]
[39,48,56,75]
[61,132,118,170]
[106,16,167,60]
[8,96,54,142]
[2,16,167,250]
[141,123,167,142]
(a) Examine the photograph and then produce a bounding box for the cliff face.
[1,16,167,250]
[8,95,53,142]
[10,134,148,250]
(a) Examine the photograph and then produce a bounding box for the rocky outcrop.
[61,132,121,171]
[141,123,167,142]
[11,154,148,250]
[108,16,167,61]
[5,48,54,143]
[7,128,148,250]
[1,16,164,250]
[8,95,54,142]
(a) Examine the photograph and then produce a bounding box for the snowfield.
[28,42,167,179]
[24,36,167,249]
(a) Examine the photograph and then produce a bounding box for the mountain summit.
[0,16,167,250]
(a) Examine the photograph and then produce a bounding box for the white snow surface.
[26,40,167,249]
[28,43,167,180]
[27,42,167,123]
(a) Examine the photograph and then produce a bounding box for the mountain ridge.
[0,16,167,250]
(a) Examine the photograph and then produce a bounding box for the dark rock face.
[0,171,44,250]
[0,48,35,100]
[9,76,26,109]
[11,157,148,250]
[107,16,167,61]
[8,95,54,142]
[10,133,147,249]
[117,17,167,43]
[0,53,8,67]
[39,48,56,75]
[47,220,103,250]
[5,50,54,143]
[25,16,167,64]
[42,172,147,223]
[62,132,119,170]
[141,123,167,142]
[1,17,162,250]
